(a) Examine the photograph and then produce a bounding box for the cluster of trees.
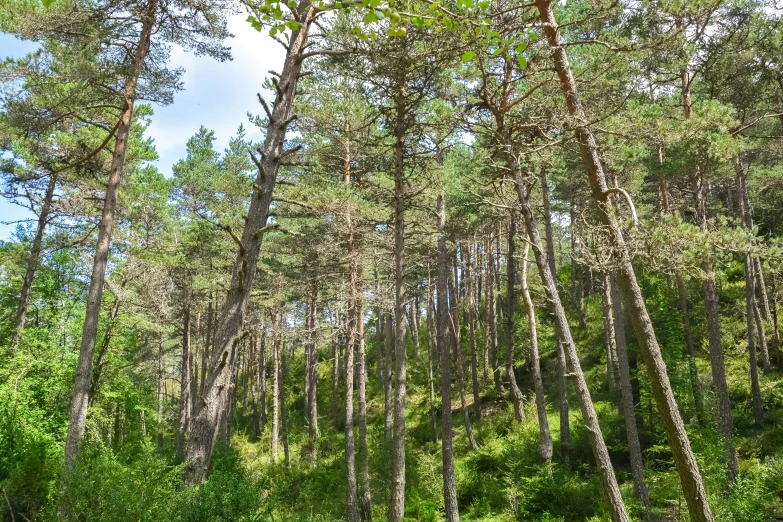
[2,0,783,520]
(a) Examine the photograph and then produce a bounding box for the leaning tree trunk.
[609,275,650,507]
[505,212,525,422]
[64,0,156,467]
[183,5,318,483]
[522,239,553,463]
[509,161,629,522]
[535,3,713,519]
[12,171,57,350]
[436,194,459,522]
[540,171,571,463]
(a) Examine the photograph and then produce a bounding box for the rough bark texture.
[487,233,502,393]
[64,1,156,467]
[510,164,628,522]
[356,278,372,521]
[388,76,408,521]
[436,194,459,522]
[183,7,317,483]
[737,158,766,428]
[271,312,280,463]
[12,171,57,350]
[427,267,439,443]
[306,282,319,461]
[609,275,649,507]
[675,272,705,423]
[505,213,525,422]
[522,239,553,463]
[535,3,713,519]
[449,269,478,451]
[600,272,619,393]
[466,243,481,419]
[176,305,193,462]
[383,312,394,443]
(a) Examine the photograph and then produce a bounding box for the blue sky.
[0,14,285,240]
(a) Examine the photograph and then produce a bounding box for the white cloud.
[147,14,286,175]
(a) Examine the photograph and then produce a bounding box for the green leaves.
[461,50,475,63]
[41,0,56,7]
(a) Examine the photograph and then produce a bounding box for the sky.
[0,14,286,240]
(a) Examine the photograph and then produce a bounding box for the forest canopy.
[2,0,783,521]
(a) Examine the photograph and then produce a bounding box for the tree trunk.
[675,273,705,423]
[306,280,319,461]
[12,171,57,350]
[333,313,342,429]
[466,242,481,419]
[600,273,619,393]
[383,312,394,443]
[509,163,628,521]
[271,312,280,463]
[522,238,553,463]
[389,76,408,521]
[177,304,193,462]
[754,298,771,374]
[409,298,422,369]
[737,157,765,428]
[535,4,714,518]
[156,339,165,454]
[427,265,439,444]
[64,0,156,467]
[505,212,525,422]
[280,341,290,466]
[356,269,372,521]
[609,275,649,507]
[450,266,478,451]
[436,194,459,522]
[184,6,318,483]
[487,232,503,393]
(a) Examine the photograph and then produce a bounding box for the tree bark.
[383,312,394,443]
[522,238,553,463]
[427,265,439,444]
[609,275,649,507]
[436,194,459,522]
[465,242,481,419]
[389,73,408,521]
[12,171,57,350]
[505,212,525,422]
[306,280,319,461]
[487,232,503,393]
[737,157,765,428]
[271,311,280,463]
[356,269,372,521]
[64,0,156,468]
[449,265,478,451]
[183,5,318,483]
[600,272,619,393]
[176,304,193,462]
[535,4,713,518]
